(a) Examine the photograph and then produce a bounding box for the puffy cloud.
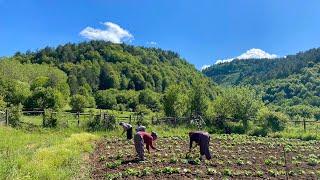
[80,22,133,43]
[215,48,277,64]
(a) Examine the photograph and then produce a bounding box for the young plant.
[170,157,178,164]
[207,168,218,175]
[223,168,233,176]
[105,160,122,169]
[142,167,153,176]
[125,168,141,176]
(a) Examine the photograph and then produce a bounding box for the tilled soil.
[90,135,320,179]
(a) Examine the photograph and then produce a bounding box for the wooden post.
[303,118,306,132]
[5,109,9,126]
[283,145,289,180]
[129,115,132,123]
[77,112,80,126]
[42,111,45,127]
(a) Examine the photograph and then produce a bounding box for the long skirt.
[199,134,212,160]
[127,127,133,140]
[134,133,144,160]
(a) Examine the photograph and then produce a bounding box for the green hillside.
[203,48,320,120]
[0,41,215,112]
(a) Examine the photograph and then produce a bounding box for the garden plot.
[90,135,320,179]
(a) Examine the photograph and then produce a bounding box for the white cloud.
[146,41,157,46]
[215,48,277,64]
[80,22,133,43]
[201,64,211,70]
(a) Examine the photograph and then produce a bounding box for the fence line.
[290,120,320,132]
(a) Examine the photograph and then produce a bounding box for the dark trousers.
[200,135,211,160]
[127,127,133,140]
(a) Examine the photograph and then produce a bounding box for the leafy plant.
[105,160,122,169]
[223,168,233,176]
[124,168,141,176]
[207,168,218,175]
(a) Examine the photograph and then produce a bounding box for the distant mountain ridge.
[203,47,320,120]
[203,48,320,85]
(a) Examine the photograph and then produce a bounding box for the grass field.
[0,127,98,179]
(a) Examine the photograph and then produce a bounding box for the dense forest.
[203,48,320,121]
[0,41,215,114]
[3,41,319,135]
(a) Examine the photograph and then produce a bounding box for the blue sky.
[1,0,320,69]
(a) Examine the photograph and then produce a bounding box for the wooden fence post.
[5,109,9,126]
[303,118,306,132]
[129,115,132,123]
[42,111,45,127]
[77,112,80,126]
[282,145,289,180]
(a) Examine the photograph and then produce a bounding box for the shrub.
[25,87,65,110]
[257,108,288,132]
[95,90,117,109]
[86,114,117,131]
[8,104,22,127]
[43,109,58,128]
[70,94,88,112]
[138,89,161,111]
[0,95,6,109]
[86,115,102,131]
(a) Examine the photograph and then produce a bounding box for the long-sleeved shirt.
[138,131,156,152]
[189,131,209,150]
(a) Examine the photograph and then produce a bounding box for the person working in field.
[134,131,158,161]
[119,122,133,140]
[136,125,146,132]
[189,131,212,160]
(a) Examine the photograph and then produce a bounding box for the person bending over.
[119,122,133,140]
[189,131,212,160]
[134,131,158,161]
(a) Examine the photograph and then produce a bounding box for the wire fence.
[288,119,320,132]
[0,108,206,130]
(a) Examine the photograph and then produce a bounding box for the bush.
[0,95,6,109]
[95,90,117,109]
[70,94,88,112]
[4,80,31,106]
[8,104,22,127]
[43,109,58,128]
[257,108,288,132]
[225,121,246,134]
[138,89,161,111]
[86,113,117,131]
[249,126,268,137]
[25,87,65,110]
[86,115,102,131]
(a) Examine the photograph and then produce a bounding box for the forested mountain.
[203,48,320,85]
[203,48,320,120]
[0,41,215,112]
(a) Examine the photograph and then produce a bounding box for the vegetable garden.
[90,134,320,179]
